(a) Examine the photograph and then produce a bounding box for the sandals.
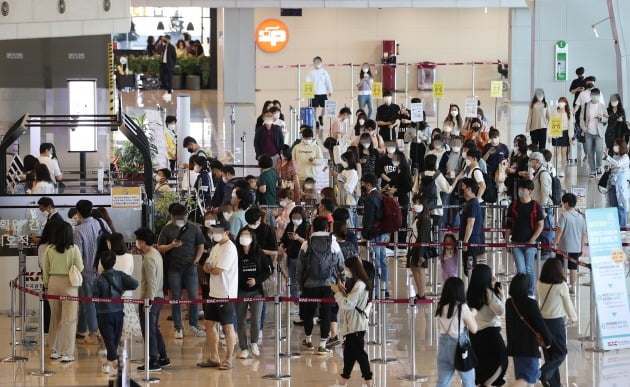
[218,360,233,370]
[197,359,220,368]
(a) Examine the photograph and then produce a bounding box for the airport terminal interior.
[1,0,630,386]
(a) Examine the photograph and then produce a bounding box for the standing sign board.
[372,82,383,99]
[585,208,630,350]
[464,98,478,118]
[410,103,424,122]
[570,185,587,210]
[303,82,314,98]
[432,82,444,98]
[549,117,563,138]
[490,81,503,98]
[324,100,337,118]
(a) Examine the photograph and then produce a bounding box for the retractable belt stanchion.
[366,241,380,346]
[18,244,26,334]
[263,265,290,380]
[399,298,428,382]
[371,296,397,364]
[536,242,542,298]
[280,274,300,359]
[1,280,27,362]
[141,299,159,384]
[586,283,605,352]
[431,225,440,296]
[457,240,464,281]
[31,291,54,376]
[393,232,399,297]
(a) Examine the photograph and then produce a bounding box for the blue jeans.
[608,174,629,227]
[97,311,124,361]
[370,233,389,287]
[139,301,167,362]
[584,132,603,173]
[357,94,373,119]
[78,276,98,333]
[512,247,537,296]
[436,333,475,387]
[287,258,300,298]
[539,208,555,253]
[167,265,200,329]
[540,317,567,386]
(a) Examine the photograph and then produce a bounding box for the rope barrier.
[255,60,502,69]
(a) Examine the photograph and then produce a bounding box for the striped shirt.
[73,217,110,280]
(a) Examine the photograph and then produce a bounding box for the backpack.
[94,218,112,272]
[375,193,402,234]
[509,199,540,230]
[472,167,498,204]
[338,240,359,260]
[361,259,376,301]
[306,235,336,282]
[540,169,562,205]
[420,172,440,210]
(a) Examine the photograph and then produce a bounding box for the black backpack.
[306,235,336,282]
[420,172,440,210]
[94,218,112,272]
[473,167,498,204]
[540,169,562,205]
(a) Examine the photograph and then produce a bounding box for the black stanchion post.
[141,299,159,383]
[1,280,27,362]
[31,292,54,376]
[399,298,427,382]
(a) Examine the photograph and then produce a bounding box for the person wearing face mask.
[306,56,334,128]
[530,152,555,258]
[256,154,278,206]
[199,211,219,304]
[438,135,465,181]
[291,127,324,185]
[254,111,285,162]
[268,106,286,135]
[525,88,550,151]
[333,151,360,227]
[579,88,609,177]
[199,221,238,370]
[461,118,489,151]
[605,94,628,149]
[353,119,385,154]
[569,67,586,106]
[482,128,510,179]
[408,195,433,299]
[417,154,451,227]
[353,111,368,136]
[376,90,401,142]
[443,104,463,136]
[331,256,374,387]
[154,168,171,193]
[357,63,374,119]
[280,207,310,300]
[275,144,301,202]
[604,139,630,228]
[220,166,243,206]
[157,203,206,339]
[574,75,606,110]
[230,188,253,237]
[458,178,485,277]
[332,107,352,142]
[357,132,380,178]
[191,156,212,206]
[382,149,412,250]
[504,179,545,296]
[38,142,63,183]
[548,97,574,178]
[274,188,296,240]
[425,134,448,163]
[164,116,177,165]
[234,228,272,359]
[505,139,530,200]
[182,136,208,166]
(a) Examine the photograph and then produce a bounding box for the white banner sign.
[324,100,337,118]
[410,102,424,122]
[464,97,478,118]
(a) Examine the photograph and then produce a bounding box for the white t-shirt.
[207,240,238,298]
[38,156,62,179]
[437,303,473,338]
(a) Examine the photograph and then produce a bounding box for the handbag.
[69,264,83,287]
[511,298,546,347]
[598,169,611,193]
[261,273,277,297]
[454,304,478,371]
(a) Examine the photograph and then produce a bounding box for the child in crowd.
[245,175,258,204]
[441,233,458,281]
[93,251,139,374]
[302,177,318,205]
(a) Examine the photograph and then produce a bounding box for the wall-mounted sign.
[68,53,85,60]
[111,187,142,209]
[555,40,568,81]
[256,19,289,53]
[6,52,23,59]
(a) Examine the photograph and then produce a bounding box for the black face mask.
[187,148,194,154]
[472,126,481,132]
[586,82,594,88]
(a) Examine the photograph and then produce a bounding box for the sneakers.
[257,336,262,346]
[173,328,184,339]
[301,339,314,350]
[293,319,304,326]
[190,325,206,337]
[326,336,341,349]
[317,345,332,355]
[251,343,260,357]
[59,355,74,363]
[49,350,61,360]
[137,363,161,372]
[159,357,171,368]
[238,349,250,359]
[318,115,324,127]
[102,363,111,374]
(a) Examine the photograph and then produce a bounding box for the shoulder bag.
[511,298,546,347]
[69,264,83,287]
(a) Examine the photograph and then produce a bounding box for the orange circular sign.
[256,19,289,53]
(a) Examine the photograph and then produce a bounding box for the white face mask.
[279,199,289,207]
[302,139,313,145]
[135,240,141,249]
[358,119,365,126]
[461,151,468,159]
[222,176,228,184]
[465,159,472,166]
[451,146,461,153]
[213,233,224,243]
[413,204,424,213]
[205,219,216,228]
[304,183,314,190]
[167,124,176,130]
[248,222,260,230]
[264,119,273,126]
[292,218,303,226]
[362,68,368,73]
[341,160,349,169]
[155,175,162,182]
[444,126,453,133]
[536,94,544,101]
[526,150,532,157]
[223,211,233,219]
[386,147,396,154]
[614,145,620,153]
[433,142,443,149]
[175,220,186,228]
[344,268,353,278]
[557,102,566,109]
[392,160,400,167]
[383,96,392,104]
[450,110,458,117]
[273,112,280,119]
[239,236,253,247]
[490,138,499,146]
[612,100,619,107]
[194,166,201,173]
[361,142,370,149]
[314,63,322,69]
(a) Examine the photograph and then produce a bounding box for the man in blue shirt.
[459,178,485,277]
[482,128,510,178]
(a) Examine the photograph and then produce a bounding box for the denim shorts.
[513,356,540,383]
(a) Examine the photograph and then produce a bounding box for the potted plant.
[179,56,200,90]
[199,56,211,89]
[145,56,161,76]
[154,190,179,234]
[172,64,183,90]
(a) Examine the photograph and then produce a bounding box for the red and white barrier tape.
[255,61,502,70]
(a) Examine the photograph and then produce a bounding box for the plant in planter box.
[172,64,183,90]
[178,56,199,76]
[145,56,161,76]
[127,55,143,74]
[199,56,211,88]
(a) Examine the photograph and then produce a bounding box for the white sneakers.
[102,363,111,374]
[173,328,184,339]
[238,343,260,359]
[238,349,250,359]
[250,343,260,357]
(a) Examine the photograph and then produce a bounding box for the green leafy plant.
[199,56,211,88]
[114,113,158,173]
[145,56,161,75]
[178,56,200,76]
[174,64,182,75]
[127,55,143,74]
[154,190,179,234]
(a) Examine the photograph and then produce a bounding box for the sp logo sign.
[256,19,289,53]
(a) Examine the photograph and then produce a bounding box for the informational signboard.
[490,81,503,98]
[432,81,444,98]
[410,102,424,122]
[464,97,478,118]
[549,116,563,137]
[111,187,142,209]
[255,19,289,53]
[555,40,568,81]
[372,82,383,99]
[585,208,630,350]
[324,100,337,118]
[302,82,314,98]
[571,185,587,210]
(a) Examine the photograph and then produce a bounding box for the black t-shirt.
[253,223,278,253]
[569,77,586,106]
[376,103,400,141]
[505,200,544,243]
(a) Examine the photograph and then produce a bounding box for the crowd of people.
[31,64,627,386]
